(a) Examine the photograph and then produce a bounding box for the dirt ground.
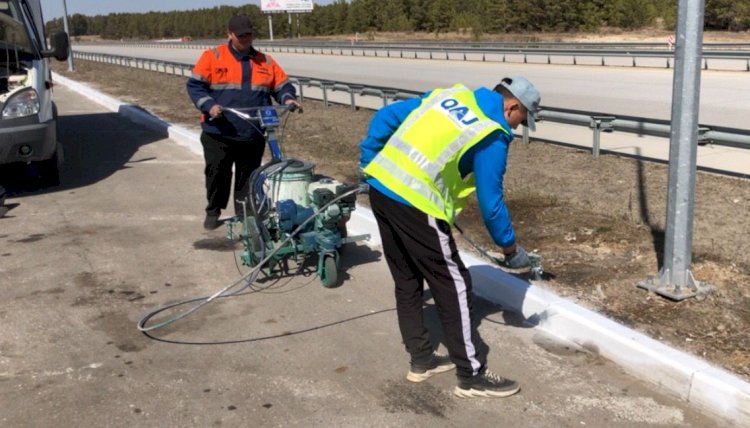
[51,60,750,383]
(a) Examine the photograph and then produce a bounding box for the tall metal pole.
[638,0,710,300]
[61,0,74,71]
[288,13,293,39]
[268,14,274,41]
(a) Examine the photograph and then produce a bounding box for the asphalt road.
[0,85,721,427]
[74,45,750,129]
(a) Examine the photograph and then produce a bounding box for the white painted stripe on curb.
[53,72,750,426]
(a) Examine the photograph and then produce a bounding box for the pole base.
[637,269,712,301]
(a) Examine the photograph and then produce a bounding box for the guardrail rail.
[80,40,750,72]
[70,50,750,177]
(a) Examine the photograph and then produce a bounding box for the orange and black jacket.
[187,42,296,140]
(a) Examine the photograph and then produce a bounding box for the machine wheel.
[319,254,340,288]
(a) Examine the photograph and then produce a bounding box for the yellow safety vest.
[364,84,508,223]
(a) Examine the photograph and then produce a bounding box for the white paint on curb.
[52,72,750,426]
[53,73,204,157]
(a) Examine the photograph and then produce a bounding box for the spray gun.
[527,252,544,281]
[455,223,543,281]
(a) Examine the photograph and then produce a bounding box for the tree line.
[45,0,750,40]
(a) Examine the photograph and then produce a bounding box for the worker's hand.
[208,104,223,119]
[285,99,303,113]
[503,245,530,269]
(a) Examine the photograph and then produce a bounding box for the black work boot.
[203,211,222,230]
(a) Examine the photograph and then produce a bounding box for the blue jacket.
[359,87,517,248]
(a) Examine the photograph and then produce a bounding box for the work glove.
[503,245,530,269]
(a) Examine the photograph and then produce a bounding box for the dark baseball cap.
[228,15,254,35]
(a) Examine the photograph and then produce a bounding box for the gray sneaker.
[454,370,520,398]
[406,352,456,382]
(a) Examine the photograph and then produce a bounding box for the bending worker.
[359,77,540,398]
[187,15,299,230]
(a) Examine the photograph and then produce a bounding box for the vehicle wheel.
[319,254,340,288]
[0,186,6,218]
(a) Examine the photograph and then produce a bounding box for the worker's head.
[227,15,254,51]
[494,76,541,131]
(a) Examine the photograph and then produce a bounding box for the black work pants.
[200,132,265,215]
[369,187,487,379]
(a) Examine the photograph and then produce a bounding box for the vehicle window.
[0,1,34,57]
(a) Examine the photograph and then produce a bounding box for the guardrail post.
[573,56,577,65]
[322,82,330,107]
[349,85,363,111]
[589,116,615,158]
[349,90,356,110]
[522,125,530,144]
[383,90,397,107]
[704,58,708,70]
[297,79,306,101]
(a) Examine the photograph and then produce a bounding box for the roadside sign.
[261,0,314,13]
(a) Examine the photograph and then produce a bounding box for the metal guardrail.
[70,51,750,159]
[533,108,750,158]
[84,41,750,71]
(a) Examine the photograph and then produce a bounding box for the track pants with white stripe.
[370,187,487,379]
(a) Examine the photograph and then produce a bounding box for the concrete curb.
[53,74,204,158]
[52,72,750,426]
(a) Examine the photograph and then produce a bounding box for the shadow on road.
[0,111,166,204]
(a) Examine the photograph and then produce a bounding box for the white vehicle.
[0,0,68,185]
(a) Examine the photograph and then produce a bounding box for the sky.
[43,1,336,21]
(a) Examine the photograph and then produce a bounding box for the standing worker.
[359,77,540,398]
[187,15,300,230]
